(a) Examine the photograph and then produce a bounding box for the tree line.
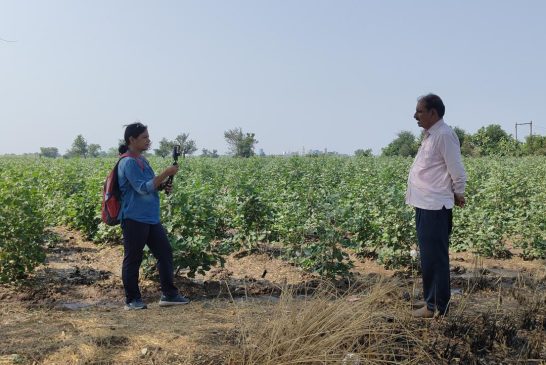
[38,127,259,159]
[380,124,546,157]
[37,123,545,159]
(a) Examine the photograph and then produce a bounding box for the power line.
[515,121,532,141]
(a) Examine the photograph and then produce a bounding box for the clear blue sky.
[1,0,545,155]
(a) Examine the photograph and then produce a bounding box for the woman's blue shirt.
[117,156,159,224]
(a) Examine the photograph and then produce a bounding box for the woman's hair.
[118,122,148,154]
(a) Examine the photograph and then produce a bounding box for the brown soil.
[1,227,545,364]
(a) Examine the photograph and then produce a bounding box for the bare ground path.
[0,226,313,364]
[1,227,546,364]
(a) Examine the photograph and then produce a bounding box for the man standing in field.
[406,93,466,318]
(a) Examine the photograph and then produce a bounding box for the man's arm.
[440,131,467,207]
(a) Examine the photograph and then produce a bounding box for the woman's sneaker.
[159,294,190,307]
[124,298,147,310]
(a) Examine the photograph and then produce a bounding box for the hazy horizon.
[1,0,545,156]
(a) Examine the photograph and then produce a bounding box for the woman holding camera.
[117,122,190,310]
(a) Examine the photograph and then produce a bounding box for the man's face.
[414,101,437,130]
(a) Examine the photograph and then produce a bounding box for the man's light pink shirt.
[405,119,466,210]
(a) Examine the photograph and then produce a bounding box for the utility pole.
[515,121,533,141]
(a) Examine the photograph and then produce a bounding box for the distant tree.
[452,126,467,147]
[354,148,373,157]
[523,135,546,156]
[496,137,523,156]
[66,135,88,157]
[471,124,511,156]
[224,127,258,157]
[201,148,219,158]
[452,126,480,156]
[39,147,59,158]
[88,144,102,157]
[305,149,341,156]
[483,124,510,143]
[154,138,175,158]
[461,138,479,157]
[306,150,322,157]
[174,133,198,156]
[105,147,118,156]
[258,148,266,157]
[381,131,418,157]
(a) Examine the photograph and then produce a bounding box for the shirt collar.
[426,118,445,135]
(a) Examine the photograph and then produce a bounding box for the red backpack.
[101,153,144,226]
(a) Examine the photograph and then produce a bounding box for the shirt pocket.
[416,143,435,167]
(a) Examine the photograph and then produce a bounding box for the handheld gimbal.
[165,145,182,195]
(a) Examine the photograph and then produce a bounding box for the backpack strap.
[119,152,145,171]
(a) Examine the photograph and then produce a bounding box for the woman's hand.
[154,164,179,190]
[164,165,179,176]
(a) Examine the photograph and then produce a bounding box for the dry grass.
[2,272,545,364]
[2,230,546,365]
[0,301,233,365]
[229,279,431,365]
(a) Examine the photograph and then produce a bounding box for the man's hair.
[418,94,445,118]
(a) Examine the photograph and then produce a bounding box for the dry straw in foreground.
[230,279,431,365]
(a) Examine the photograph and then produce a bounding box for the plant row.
[1,156,545,282]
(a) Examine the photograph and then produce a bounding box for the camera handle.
[164,145,181,196]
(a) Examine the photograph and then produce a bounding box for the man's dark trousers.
[415,207,452,314]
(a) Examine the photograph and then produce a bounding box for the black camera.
[172,145,181,162]
[165,145,182,195]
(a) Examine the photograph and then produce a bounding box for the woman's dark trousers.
[121,219,178,303]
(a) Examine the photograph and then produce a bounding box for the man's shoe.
[412,305,434,318]
[124,298,147,310]
[159,294,190,307]
[412,300,427,309]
